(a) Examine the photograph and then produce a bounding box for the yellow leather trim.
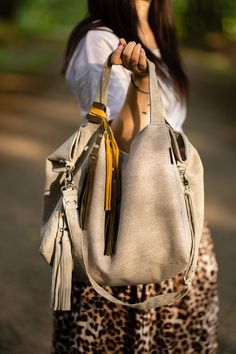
[89,107,107,118]
[89,105,120,211]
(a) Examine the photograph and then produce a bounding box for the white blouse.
[65,26,187,132]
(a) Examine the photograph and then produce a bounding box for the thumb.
[111,44,123,65]
[119,38,127,46]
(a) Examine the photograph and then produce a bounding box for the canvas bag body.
[39,57,204,310]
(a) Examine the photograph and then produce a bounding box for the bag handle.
[62,188,192,310]
[94,54,166,126]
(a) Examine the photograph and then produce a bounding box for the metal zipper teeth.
[180,169,196,283]
[184,192,195,281]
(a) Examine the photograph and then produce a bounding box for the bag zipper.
[179,168,196,285]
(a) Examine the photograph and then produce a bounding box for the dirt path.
[0,53,235,354]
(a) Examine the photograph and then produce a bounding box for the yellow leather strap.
[90,107,107,119]
[88,106,120,212]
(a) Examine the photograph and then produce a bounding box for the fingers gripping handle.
[94,53,166,125]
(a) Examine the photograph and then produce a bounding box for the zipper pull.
[180,168,190,193]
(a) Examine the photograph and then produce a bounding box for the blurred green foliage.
[0,1,235,75]
[15,0,87,38]
[0,0,235,42]
[173,0,236,41]
[0,0,88,39]
[0,40,61,74]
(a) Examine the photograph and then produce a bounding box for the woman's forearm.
[110,73,150,153]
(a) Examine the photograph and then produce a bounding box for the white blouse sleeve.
[65,27,187,132]
[65,28,131,125]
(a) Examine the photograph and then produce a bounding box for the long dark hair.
[61,0,189,102]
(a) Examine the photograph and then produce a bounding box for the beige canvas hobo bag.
[39,56,205,311]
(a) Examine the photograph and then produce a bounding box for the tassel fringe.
[79,105,121,256]
[50,211,73,311]
[79,124,104,230]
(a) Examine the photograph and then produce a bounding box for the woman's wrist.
[131,72,150,94]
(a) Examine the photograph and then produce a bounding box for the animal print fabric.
[51,219,219,354]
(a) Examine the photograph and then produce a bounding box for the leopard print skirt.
[51,219,219,354]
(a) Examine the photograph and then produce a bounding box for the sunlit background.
[0,1,235,353]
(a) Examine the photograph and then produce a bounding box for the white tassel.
[50,211,73,311]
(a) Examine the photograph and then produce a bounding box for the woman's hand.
[111,38,148,78]
[109,39,150,154]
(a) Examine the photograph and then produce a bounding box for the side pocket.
[169,128,187,163]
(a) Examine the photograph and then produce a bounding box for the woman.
[51,1,219,353]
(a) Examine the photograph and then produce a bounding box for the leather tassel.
[50,212,73,311]
[80,157,96,230]
[83,105,121,256]
[79,125,104,230]
[104,169,117,255]
[108,127,121,202]
[104,135,121,255]
[89,106,120,212]
[104,132,112,210]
